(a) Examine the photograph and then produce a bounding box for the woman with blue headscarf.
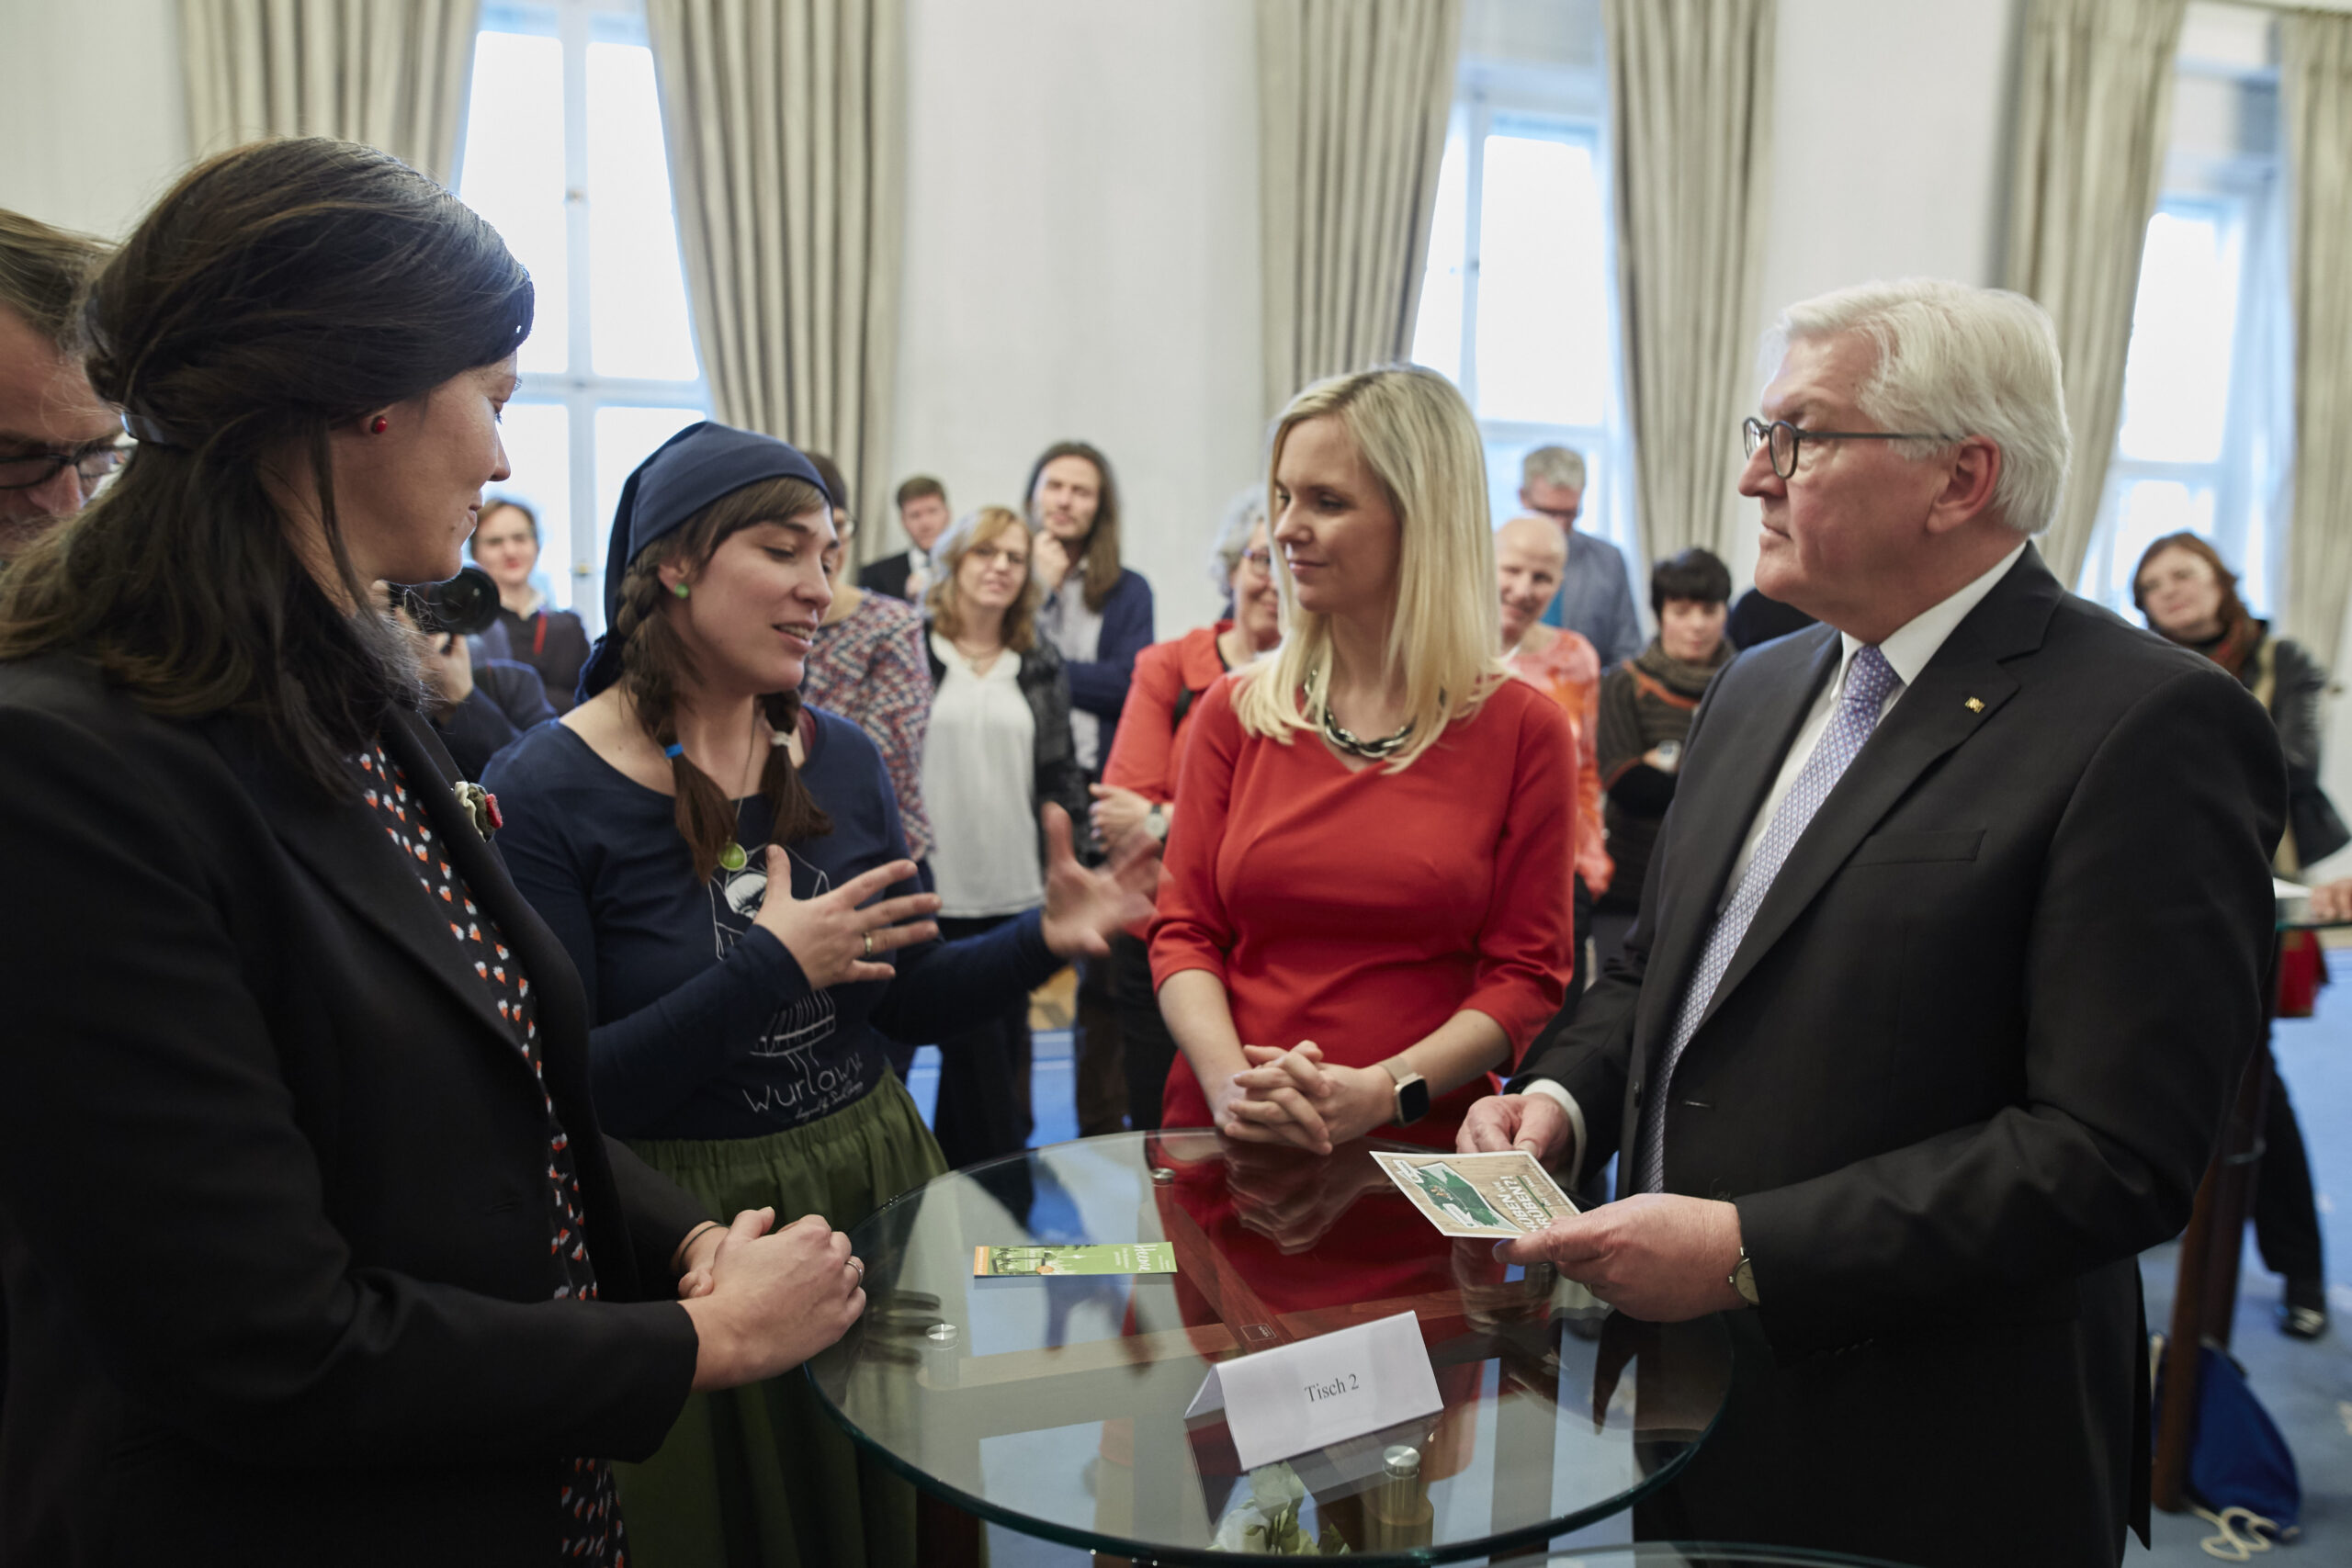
[483,423,1152,1565]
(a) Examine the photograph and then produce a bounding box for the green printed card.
[973,1242,1178,1277]
[1371,1150,1580,1239]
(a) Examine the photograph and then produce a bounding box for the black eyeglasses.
[1741,417,1958,480]
[0,442,128,493]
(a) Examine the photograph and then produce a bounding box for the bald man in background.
[0,210,117,564]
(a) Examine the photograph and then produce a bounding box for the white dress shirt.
[1527,542,2029,1175]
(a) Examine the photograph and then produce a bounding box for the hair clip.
[663,742,684,759]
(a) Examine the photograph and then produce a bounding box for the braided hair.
[610,475,833,882]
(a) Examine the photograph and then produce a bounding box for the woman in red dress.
[1151,366,1575,1153]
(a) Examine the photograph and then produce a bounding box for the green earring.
[671,582,690,599]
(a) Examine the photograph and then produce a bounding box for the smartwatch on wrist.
[1380,1058,1430,1126]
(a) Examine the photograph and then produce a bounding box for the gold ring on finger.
[862,931,874,958]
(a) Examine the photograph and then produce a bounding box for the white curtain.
[2003,0,2186,584]
[646,0,904,562]
[2281,10,2352,673]
[1257,0,1462,418]
[1603,0,1776,564]
[181,0,480,184]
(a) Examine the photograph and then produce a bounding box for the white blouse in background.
[923,633,1042,919]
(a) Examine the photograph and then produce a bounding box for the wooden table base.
[2152,942,2281,1513]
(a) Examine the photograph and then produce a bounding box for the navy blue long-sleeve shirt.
[1062,569,1156,723]
[484,710,1058,1140]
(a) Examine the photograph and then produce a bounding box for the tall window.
[2075,26,2287,620]
[1410,16,1634,574]
[458,0,707,633]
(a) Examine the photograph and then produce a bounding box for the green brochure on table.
[973,1243,1178,1277]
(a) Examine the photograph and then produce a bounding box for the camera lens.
[408,565,503,638]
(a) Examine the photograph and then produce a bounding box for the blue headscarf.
[573,421,838,705]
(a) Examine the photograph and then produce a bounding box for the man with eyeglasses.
[1462,279,2281,1565]
[0,209,118,564]
[1520,445,1642,666]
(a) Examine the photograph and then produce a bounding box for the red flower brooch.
[455,782,503,840]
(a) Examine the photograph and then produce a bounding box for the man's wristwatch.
[1144,803,1170,842]
[1728,1246,1760,1307]
[1380,1059,1430,1126]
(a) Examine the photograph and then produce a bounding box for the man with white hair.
[1462,279,2281,1563]
[1520,444,1641,664]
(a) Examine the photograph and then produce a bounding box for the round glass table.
[808,1131,1733,1564]
[1491,1550,1917,1567]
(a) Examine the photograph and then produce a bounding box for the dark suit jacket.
[0,656,708,1566]
[859,549,916,604]
[1516,549,2283,1566]
[1047,567,1156,764]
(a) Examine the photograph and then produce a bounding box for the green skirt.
[617,1073,947,1568]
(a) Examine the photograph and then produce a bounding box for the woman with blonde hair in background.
[922,505,1093,1168]
[1152,366,1575,1152]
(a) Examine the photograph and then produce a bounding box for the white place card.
[1182,1310,1444,1472]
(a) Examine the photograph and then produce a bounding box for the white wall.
[890,0,1266,635]
[0,0,189,239]
[1721,0,2022,585]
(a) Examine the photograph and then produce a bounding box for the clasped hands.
[1209,1041,1395,1156]
[673,1207,866,1391]
[1457,1092,1747,1322]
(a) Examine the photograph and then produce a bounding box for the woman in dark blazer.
[0,138,864,1567]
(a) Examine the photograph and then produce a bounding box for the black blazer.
[0,656,708,1566]
[1518,549,2283,1566]
[859,549,917,604]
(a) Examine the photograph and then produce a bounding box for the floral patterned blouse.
[803,590,935,860]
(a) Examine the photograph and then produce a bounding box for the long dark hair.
[0,138,533,796]
[1023,440,1123,612]
[609,476,834,882]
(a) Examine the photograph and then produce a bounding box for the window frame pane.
[1408,39,1640,605]
[458,0,708,637]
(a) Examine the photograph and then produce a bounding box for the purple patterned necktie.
[1636,644,1903,1193]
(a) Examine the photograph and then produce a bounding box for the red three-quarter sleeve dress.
[1149,672,1577,1149]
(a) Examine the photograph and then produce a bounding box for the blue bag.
[2155,1342,2301,1541]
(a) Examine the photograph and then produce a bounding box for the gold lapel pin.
[1964,697,1985,713]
